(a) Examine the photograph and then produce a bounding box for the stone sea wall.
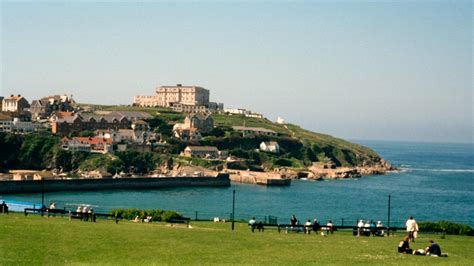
[0,173,230,194]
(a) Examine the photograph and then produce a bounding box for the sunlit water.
[2,140,473,227]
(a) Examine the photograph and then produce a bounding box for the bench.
[249,222,265,232]
[167,217,191,228]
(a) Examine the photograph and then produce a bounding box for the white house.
[259,141,280,153]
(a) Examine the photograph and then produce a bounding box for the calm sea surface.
[2,140,473,226]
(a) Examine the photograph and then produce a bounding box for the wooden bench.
[167,217,191,228]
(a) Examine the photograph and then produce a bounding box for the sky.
[1,1,472,143]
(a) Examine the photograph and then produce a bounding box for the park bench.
[167,217,191,228]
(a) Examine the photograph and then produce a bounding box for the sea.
[1,140,473,227]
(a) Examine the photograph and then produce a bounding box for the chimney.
[10,94,13,97]
[177,84,182,87]
[17,94,21,97]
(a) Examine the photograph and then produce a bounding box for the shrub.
[418,221,473,235]
[110,208,182,222]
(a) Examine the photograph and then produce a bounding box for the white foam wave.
[407,168,474,173]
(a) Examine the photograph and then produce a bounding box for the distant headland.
[0,84,395,186]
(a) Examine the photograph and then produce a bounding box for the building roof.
[185,146,219,152]
[108,111,152,120]
[232,126,276,134]
[4,95,27,102]
[66,137,112,145]
[188,113,212,120]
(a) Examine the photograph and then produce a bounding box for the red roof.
[68,137,112,145]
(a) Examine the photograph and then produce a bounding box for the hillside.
[0,105,393,178]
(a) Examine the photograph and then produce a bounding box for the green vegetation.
[419,221,474,236]
[110,208,183,222]
[1,213,473,265]
[0,103,389,174]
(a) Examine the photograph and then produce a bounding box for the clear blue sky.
[1,1,472,143]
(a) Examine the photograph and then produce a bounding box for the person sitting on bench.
[304,219,312,234]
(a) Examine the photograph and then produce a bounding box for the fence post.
[195,211,198,221]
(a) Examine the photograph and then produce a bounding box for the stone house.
[173,128,202,141]
[184,113,214,133]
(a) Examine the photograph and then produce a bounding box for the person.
[326,220,334,234]
[49,202,56,210]
[290,215,298,226]
[406,216,419,242]
[357,220,364,237]
[425,240,442,256]
[133,215,140,222]
[312,219,320,234]
[398,237,413,254]
[0,201,8,214]
[249,217,256,226]
[82,206,89,221]
[370,220,377,236]
[304,219,312,234]
[376,221,384,236]
[249,217,257,232]
[364,220,371,236]
[76,206,83,220]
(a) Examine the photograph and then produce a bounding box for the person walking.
[406,216,419,242]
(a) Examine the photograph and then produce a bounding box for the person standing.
[406,216,419,242]
[290,214,298,226]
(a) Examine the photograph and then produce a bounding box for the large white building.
[134,84,210,108]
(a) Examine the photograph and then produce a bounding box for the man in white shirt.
[406,216,419,242]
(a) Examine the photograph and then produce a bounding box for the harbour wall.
[0,174,230,194]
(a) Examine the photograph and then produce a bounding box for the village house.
[51,113,131,136]
[173,128,202,141]
[183,146,221,159]
[61,137,113,153]
[29,94,75,119]
[2,94,30,112]
[185,113,214,133]
[173,113,214,140]
[232,126,277,136]
[260,141,280,153]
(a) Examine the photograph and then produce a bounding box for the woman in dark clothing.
[398,237,413,254]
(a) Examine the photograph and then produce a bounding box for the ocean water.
[2,140,473,227]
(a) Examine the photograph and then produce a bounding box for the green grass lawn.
[1,213,473,265]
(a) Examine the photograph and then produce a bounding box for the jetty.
[227,170,291,186]
[0,173,231,194]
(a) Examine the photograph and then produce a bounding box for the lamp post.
[231,189,235,230]
[41,177,45,216]
[387,194,391,236]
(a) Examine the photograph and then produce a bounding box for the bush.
[418,221,474,235]
[110,208,182,222]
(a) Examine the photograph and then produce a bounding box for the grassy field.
[1,213,473,265]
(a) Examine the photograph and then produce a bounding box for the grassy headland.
[0,105,391,178]
[1,213,473,265]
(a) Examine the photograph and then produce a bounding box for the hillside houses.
[30,94,75,119]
